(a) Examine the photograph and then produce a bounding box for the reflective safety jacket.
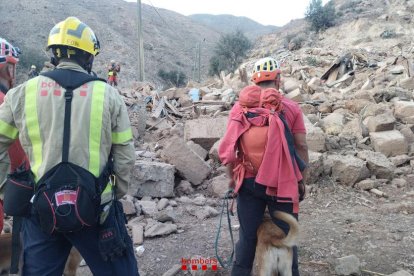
[0,62,135,199]
[0,89,29,198]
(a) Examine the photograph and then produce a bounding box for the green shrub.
[305,0,336,32]
[157,69,187,87]
[208,30,252,76]
[17,46,46,74]
[305,56,320,66]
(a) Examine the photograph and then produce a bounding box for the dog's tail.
[271,211,299,248]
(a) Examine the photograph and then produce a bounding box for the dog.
[0,233,82,276]
[255,211,299,276]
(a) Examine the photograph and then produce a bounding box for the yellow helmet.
[47,17,100,56]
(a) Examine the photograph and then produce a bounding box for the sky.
[125,0,330,27]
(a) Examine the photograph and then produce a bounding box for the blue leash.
[214,189,235,269]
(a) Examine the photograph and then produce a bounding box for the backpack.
[32,69,112,234]
[238,87,306,175]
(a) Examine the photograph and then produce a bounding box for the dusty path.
[78,179,414,276]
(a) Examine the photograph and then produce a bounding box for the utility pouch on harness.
[32,70,108,234]
[3,166,35,217]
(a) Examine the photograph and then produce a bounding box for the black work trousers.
[231,178,299,276]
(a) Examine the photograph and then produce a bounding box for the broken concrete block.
[193,195,207,206]
[345,99,372,113]
[130,161,175,198]
[144,222,177,238]
[138,200,158,216]
[154,209,177,223]
[184,117,227,150]
[208,139,222,161]
[322,113,345,135]
[306,151,324,184]
[332,255,361,276]
[354,179,378,190]
[364,112,396,132]
[326,155,368,186]
[394,101,414,121]
[340,118,364,140]
[175,180,194,196]
[161,136,211,185]
[304,116,326,152]
[307,77,322,92]
[119,197,136,215]
[286,88,304,102]
[283,78,300,93]
[157,198,169,211]
[357,150,395,179]
[210,174,229,198]
[187,140,208,160]
[370,130,408,157]
[399,77,414,90]
[132,224,144,245]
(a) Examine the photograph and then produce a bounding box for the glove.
[298,181,306,202]
[98,201,127,261]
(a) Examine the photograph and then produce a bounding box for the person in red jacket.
[219,57,309,276]
[0,37,30,233]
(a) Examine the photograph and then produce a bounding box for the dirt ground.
[77,177,414,276]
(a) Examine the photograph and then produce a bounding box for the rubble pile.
[119,48,414,247]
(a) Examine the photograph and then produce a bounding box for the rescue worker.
[0,18,138,275]
[28,65,39,78]
[107,59,120,86]
[0,37,30,233]
[219,57,309,276]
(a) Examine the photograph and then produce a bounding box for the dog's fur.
[0,233,82,276]
[255,211,299,276]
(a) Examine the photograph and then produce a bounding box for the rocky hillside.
[1,0,222,86]
[188,14,278,40]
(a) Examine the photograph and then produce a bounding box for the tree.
[208,30,251,76]
[305,0,336,32]
[157,69,187,88]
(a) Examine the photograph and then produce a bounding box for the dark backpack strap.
[62,89,73,162]
[40,69,106,90]
[10,216,23,274]
[278,112,307,171]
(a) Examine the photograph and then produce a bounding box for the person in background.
[107,60,121,86]
[0,37,30,233]
[28,65,39,78]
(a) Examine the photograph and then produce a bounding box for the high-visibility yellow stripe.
[112,128,132,144]
[0,120,18,139]
[89,81,105,176]
[25,78,42,179]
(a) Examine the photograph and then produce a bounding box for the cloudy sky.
[125,0,330,26]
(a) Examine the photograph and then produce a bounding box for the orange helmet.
[251,57,281,84]
[0,37,20,69]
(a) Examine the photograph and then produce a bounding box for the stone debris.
[161,136,211,185]
[130,161,175,198]
[331,255,361,276]
[118,42,414,259]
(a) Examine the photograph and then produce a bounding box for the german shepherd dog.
[255,211,299,276]
[0,233,82,276]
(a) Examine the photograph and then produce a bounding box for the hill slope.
[188,14,278,40]
[1,0,222,86]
